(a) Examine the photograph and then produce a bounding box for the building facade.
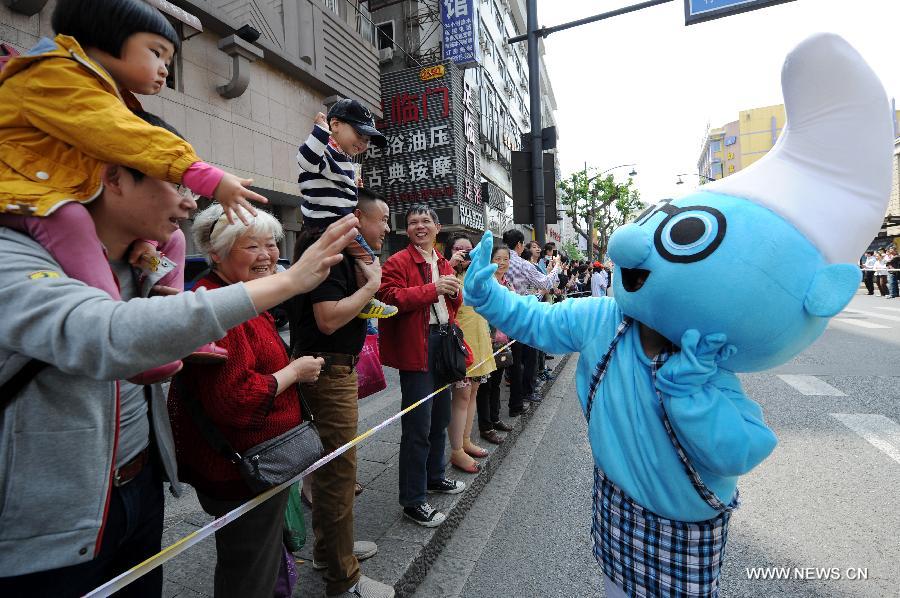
[368,0,560,253]
[0,0,382,259]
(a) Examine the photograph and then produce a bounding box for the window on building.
[493,0,503,30]
[710,162,723,178]
[323,0,338,13]
[710,140,722,153]
[165,49,183,91]
[356,3,375,45]
[375,21,394,51]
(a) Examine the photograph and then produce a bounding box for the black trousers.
[509,342,537,410]
[476,368,504,431]
[863,270,874,294]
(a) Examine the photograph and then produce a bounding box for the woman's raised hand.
[213,173,269,225]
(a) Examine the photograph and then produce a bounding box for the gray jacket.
[0,229,258,576]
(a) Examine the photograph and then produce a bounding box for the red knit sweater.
[167,273,301,500]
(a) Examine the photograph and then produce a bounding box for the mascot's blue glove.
[655,329,738,397]
[463,231,499,307]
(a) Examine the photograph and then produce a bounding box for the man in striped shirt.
[297,99,397,319]
[501,228,561,415]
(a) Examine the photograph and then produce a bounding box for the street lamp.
[675,172,715,185]
[586,163,638,184]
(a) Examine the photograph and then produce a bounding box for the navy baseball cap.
[327,99,387,148]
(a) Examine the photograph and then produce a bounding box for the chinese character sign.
[364,61,480,220]
[441,0,480,68]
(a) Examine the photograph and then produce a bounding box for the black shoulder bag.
[430,303,468,386]
[175,374,323,494]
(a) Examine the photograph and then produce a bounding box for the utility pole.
[526,0,545,246]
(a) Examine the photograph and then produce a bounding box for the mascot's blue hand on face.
[608,32,893,373]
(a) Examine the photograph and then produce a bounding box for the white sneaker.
[313,540,378,570]
[327,574,395,598]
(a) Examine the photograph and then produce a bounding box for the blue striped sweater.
[296,124,358,227]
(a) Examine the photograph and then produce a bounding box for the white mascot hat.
[703,33,894,265]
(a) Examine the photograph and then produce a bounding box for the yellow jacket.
[0,35,201,216]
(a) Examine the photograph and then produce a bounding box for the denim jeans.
[889,273,898,297]
[398,330,452,507]
[0,459,164,598]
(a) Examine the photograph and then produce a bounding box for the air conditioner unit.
[378,47,393,64]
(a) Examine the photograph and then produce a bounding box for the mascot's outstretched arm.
[464,231,614,356]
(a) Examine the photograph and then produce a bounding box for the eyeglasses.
[175,184,201,202]
[634,198,726,264]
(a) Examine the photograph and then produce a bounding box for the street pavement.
[159,290,899,597]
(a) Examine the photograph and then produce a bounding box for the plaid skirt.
[591,468,732,598]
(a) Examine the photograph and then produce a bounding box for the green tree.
[558,168,644,262]
[561,239,584,262]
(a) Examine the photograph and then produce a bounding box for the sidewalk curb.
[393,353,574,597]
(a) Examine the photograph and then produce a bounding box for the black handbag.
[430,304,469,385]
[176,374,323,494]
[492,341,514,368]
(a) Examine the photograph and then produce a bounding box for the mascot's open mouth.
[621,267,651,292]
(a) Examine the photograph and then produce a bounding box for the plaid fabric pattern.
[506,251,559,296]
[592,468,732,597]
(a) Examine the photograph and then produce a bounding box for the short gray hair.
[192,204,284,265]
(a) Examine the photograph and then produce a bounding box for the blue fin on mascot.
[463,33,893,598]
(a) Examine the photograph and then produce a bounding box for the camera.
[461,250,471,260]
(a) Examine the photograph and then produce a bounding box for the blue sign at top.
[441,0,480,69]
[684,0,796,25]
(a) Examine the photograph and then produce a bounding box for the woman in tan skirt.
[444,233,497,473]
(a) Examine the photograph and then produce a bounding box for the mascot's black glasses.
[635,198,727,264]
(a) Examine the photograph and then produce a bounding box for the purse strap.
[174,373,243,462]
[430,303,448,326]
[0,359,48,410]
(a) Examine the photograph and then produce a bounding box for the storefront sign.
[365,61,481,229]
[459,201,485,231]
[441,0,480,68]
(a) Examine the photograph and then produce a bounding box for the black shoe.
[509,404,530,417]
[524,393,543,403]
[492,420,514,432]
[427,478,466,494]
[403,503,446,527]
[480,429,504,445]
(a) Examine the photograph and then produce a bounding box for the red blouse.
[167,273,301,500]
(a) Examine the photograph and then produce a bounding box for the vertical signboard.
[441,0,480,68]
[684,0,796,25]
[364,61,482,230]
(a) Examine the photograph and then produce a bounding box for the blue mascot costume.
[463,34,893,597]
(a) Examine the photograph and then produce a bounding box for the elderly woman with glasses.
[168,204,325,598]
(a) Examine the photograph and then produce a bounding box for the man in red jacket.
[377,205,466,527]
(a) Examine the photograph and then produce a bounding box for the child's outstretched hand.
[656,329,738,397]
[213,173,268,226]
[462,231,499,308]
